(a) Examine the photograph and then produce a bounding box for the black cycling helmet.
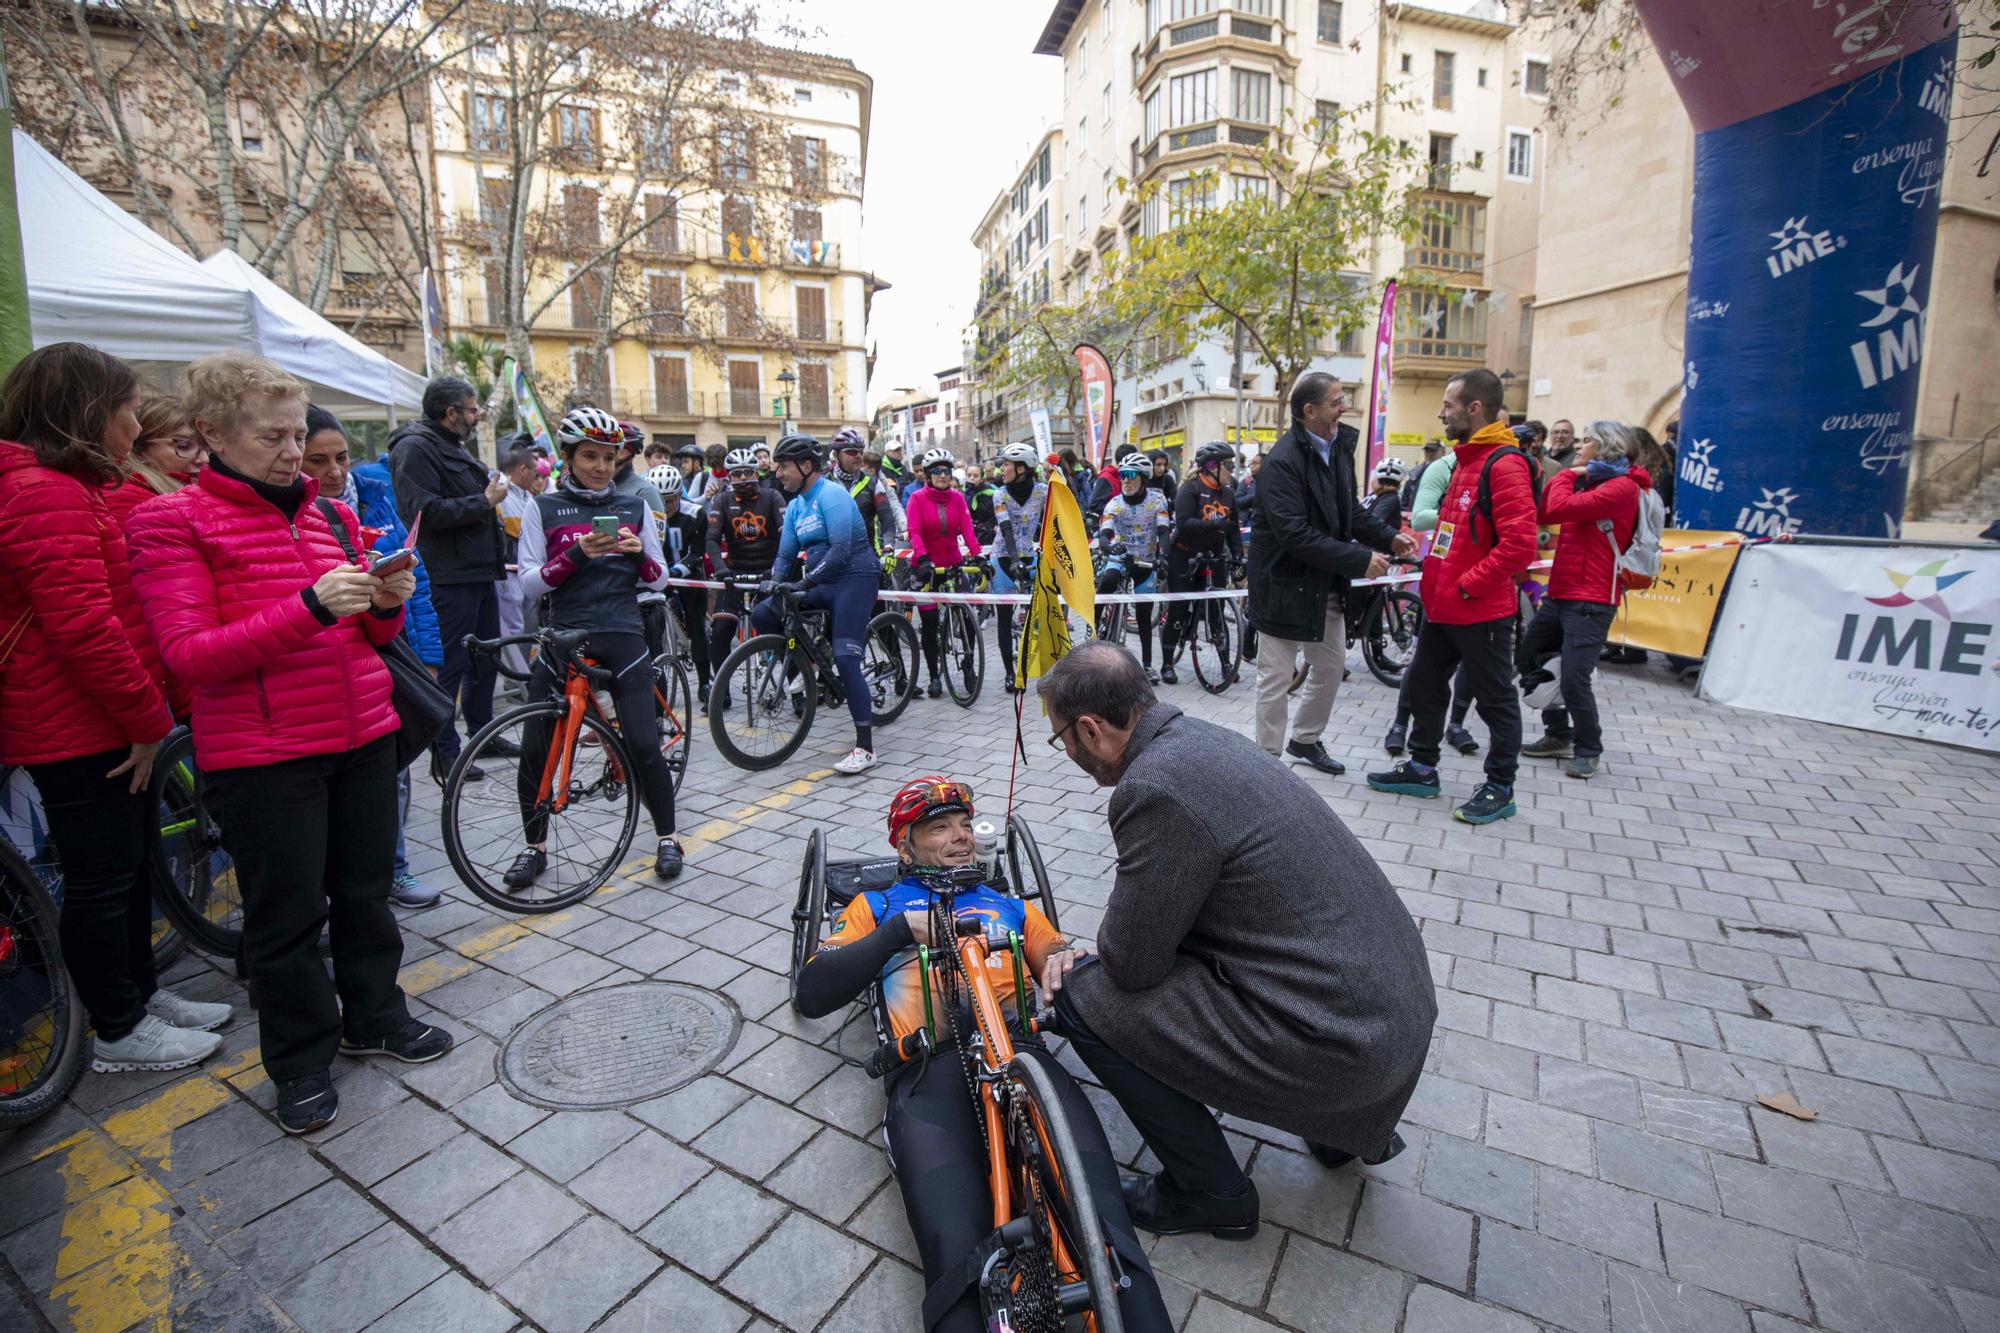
[674,442,705,462]
[772,433,824,467]
[1195,441,1234,467]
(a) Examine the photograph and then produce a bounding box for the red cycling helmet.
[887,775,975,852]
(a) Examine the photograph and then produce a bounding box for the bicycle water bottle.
[972,819,999,879]
[595,688,618,730]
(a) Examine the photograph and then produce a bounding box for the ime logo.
[1850,262,1926,389]
[1765,216,1845,279]
[1836,559,1988,677]
[1678,438,1722,494]
[1736,487,1803,538]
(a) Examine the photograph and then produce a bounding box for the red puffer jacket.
[105,471,170,529]
[0,442,174,765]
[1541,466,1654,606]
[125,465,405,772]
[1419,424,1540,625]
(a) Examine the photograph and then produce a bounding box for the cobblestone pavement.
[5,634,2000,1333]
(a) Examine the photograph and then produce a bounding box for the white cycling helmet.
[998,442,1039,468]
[1372,457,1407,484]
[557,405,622,448]
[723,447,760,472]
[647,464,684,495]
[919,447,955,472]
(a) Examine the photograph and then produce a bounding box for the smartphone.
[369,548,416,577]
[591,514,621,539]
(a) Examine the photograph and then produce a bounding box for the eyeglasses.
[150,434,202,458]
[1047,718,1083,751]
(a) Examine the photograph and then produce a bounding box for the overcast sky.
[792,3,1063,410]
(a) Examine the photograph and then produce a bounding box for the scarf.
[1584,457,1632,487]
[209,454,307,517]
[559,469,617,505]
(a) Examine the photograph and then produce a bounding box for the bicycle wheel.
[941,604,985,707]
[997,1050,1126,1333]
[1189,596,1237,694]
[788,829,826,1014]
[652,653,694,794]
[443,701,640,913]
[865,611,921,726]
[1363,588,1426,688]
[148,729,243,958]
[0,842,87,1129]
[710,634,815,770]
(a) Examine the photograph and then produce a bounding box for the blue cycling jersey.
[776,474,873,585]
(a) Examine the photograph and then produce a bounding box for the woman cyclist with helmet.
[1363,457,1406,533]
[754,433,883,775]
[795,776,1171,1333]
[645,462,713,701]
[1160,441,1242,684]
[1097,451,1172,683]
[704,447,785,677]
[905,447,982,698]
[507,406,686,888]
[989,442,1045,693]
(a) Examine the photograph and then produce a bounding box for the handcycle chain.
[998,1092,1067,1333]
[929,888,994,1169]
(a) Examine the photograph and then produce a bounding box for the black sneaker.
[483,735,522,758]
[926,678,943,699]
[503,848,546,890]
[1284,739,1345,775]
[1159,664,1179,685]
[1145,667,1160,685]
[1383,721,1406,756]
[1445,724,1481,756]
[1366,761,1442,798]
[459,759,488,782]
[656,837,685,880]
[1454,783,1518,825]
[341,1020,455,1064]
[276,1071,339,1135]
[697,680,711,707]
[1522,733,1574,759]
[1308,1130,1407,1170]
[1120,1173,1259,1240]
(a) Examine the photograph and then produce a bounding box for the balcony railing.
[726,387,767,419]
[616,389,706,419]
[797,394,832,420]
[710,315,847,346]
[1410,191,1488,279]
[1395,291,1489,370]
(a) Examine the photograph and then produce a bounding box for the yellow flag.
[1014,556,1072,689]
[1012,472,1095,689]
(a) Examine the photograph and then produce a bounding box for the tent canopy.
[16,130,424,419]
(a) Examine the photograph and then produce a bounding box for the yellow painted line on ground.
[456,919,534,960]
[210,1043,268,1095]
[399,953,476,997]
[51,1234,186,1333]
[102,1076,231,1160]
[52,1173,171,1281]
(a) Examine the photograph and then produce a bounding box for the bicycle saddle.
[546,629,591,656]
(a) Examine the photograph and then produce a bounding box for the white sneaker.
[834,747,877,775]
[1521,671,1562,712]
[91,1014,223,1073]
[145,987,233,1032]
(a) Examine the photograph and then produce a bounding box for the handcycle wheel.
[1189,595,1237,695]
[710,634,815,771]
[1363,588,1425,688]
[865,611,921,725]
[148,727,244,958]
[999,1049,1127,1333]
[1004,814,1059,933]
[443,701,640,913]
[940,604,985,708]
[0,841,88,1129]
[789,828,827,1014]
[653,653,695,794]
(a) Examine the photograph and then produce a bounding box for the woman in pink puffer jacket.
[127,352,457,1136]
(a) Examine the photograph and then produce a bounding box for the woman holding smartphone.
[504,405,683,892]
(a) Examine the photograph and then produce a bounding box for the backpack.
[1472,446,1542,545]
[1602,484,1666,593]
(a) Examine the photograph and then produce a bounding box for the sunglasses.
[917,780,975,807]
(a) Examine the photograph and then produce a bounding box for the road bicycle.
[0,837,85,1128]
[1342,558,1426,688]
[444,626,693,912]
[1091,543,1158,651]
[707,586,920,770]
[705,570,771,662]
[910,562,988,708]
[1164,551,1242,695]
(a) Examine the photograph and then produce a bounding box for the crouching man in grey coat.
[1038,642,1437,1239]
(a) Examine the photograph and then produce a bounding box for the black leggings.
[520,631,676,842]
[708,582,766,674]
[1097,562,1157,667]
[1162,546,1224,658]
[886,1044,1172,1333]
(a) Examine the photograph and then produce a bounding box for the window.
[237,97,264,153]
[554,104,597,164]
[718,74,741,93]
[647,273,684,335]
[795,285,827,341]
[1101,0,1112,40]
[1314,99,1340,142]
[727,359,762,417]
[722,278,758,337]
[1078,115,1088,145]
[1232,69,1271,124]
[1433,51,1456,110]
[1103,83,1112,120]
[1524,58,1550,96]
[562,185,600,246]
[478,175,511,227]
[717,126,752,184]
[797,362,830,418]
[1400,53,1412,74]
[794,86,812,103]
[1145,0,1163,39]
[1172,0,1215,18]
[1316,1,1342,43]
[1079,37,1087,73]
[644,193,678,251]
[1506,130,1533,181]
[653,355,690,413]
[569,265,604,327]
[721,195,756,245]
[571,347,609,400]
[1144,87,1162,142]
[471,93,508,154]
[639,115,673,173]
[1427,133,1455,188]
[1231,174,1270,204]
[1169,68,1217,127]
[481,262,504,322]
[1166,175,1215,227]
[1477,67,1489,88]
[790,136,824,191]
[791,205,822,242]
[1102,168,1113,216]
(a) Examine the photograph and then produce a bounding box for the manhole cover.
[497,982,741,1109]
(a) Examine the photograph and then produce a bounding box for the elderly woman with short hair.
[127,351,456,1135]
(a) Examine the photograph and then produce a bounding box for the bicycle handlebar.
[464,633,538,656]
[865,1029,932,1079]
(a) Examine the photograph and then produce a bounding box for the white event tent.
[15,130,424,420]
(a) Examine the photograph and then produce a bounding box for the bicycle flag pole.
[1007,469,1098,805]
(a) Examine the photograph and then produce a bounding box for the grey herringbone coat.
[1063,704,1437,1155]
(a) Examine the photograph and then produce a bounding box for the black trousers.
[1054,979,1248,1197]
[886,1041,1171,1333]
[206,734,410,1083]
[26,749,157,1041]
[1098,563,1157,666]
[1518,598,1614,757]
[521,632,676,842]
[1405,617,1521,785]
[1394,660,1473,728]
[431,582,500,759]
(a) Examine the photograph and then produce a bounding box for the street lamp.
[777,366,796,435]
[1188,354,1208,393]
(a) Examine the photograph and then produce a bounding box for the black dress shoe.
[1308,1130,1408,1170]
[1284,739,1346,775]
[1120,1173,1259,1240]
[483,735,523,758]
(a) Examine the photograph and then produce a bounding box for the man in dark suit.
[1246,372,1414,771]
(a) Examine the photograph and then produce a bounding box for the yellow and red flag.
[1013,470,1096,688]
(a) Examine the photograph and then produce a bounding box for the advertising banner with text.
[1701,543,1999,751]
[1606,531,1744,658]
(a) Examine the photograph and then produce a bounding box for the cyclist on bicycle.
[756,433,883,776]
[1097,453,1171,683]
[508,405,685,887]
[989,442,1045,693]
[828,426,900,556]
[905,447,983,699]
[794,777,1171,1333]
[704,447,784,678]
[1160,441,1242,684]
[649,465,712,703]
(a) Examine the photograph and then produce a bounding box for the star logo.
[1856,262,1923,329]
[1866,558,1971,619]
[1768,217,1812,249]
[1752,486,1797,518]
[1686,437,1716,468]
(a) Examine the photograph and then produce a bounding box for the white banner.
[1029,406,1054,459]
[1701,543,2000,751]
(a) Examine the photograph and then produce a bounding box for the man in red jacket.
[1369,369,1538,824]
[1518,422,1652,780]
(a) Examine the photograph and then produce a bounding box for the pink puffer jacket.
[126,465,405,771]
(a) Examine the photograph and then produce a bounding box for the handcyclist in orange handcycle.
[796,776,1171,1333]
